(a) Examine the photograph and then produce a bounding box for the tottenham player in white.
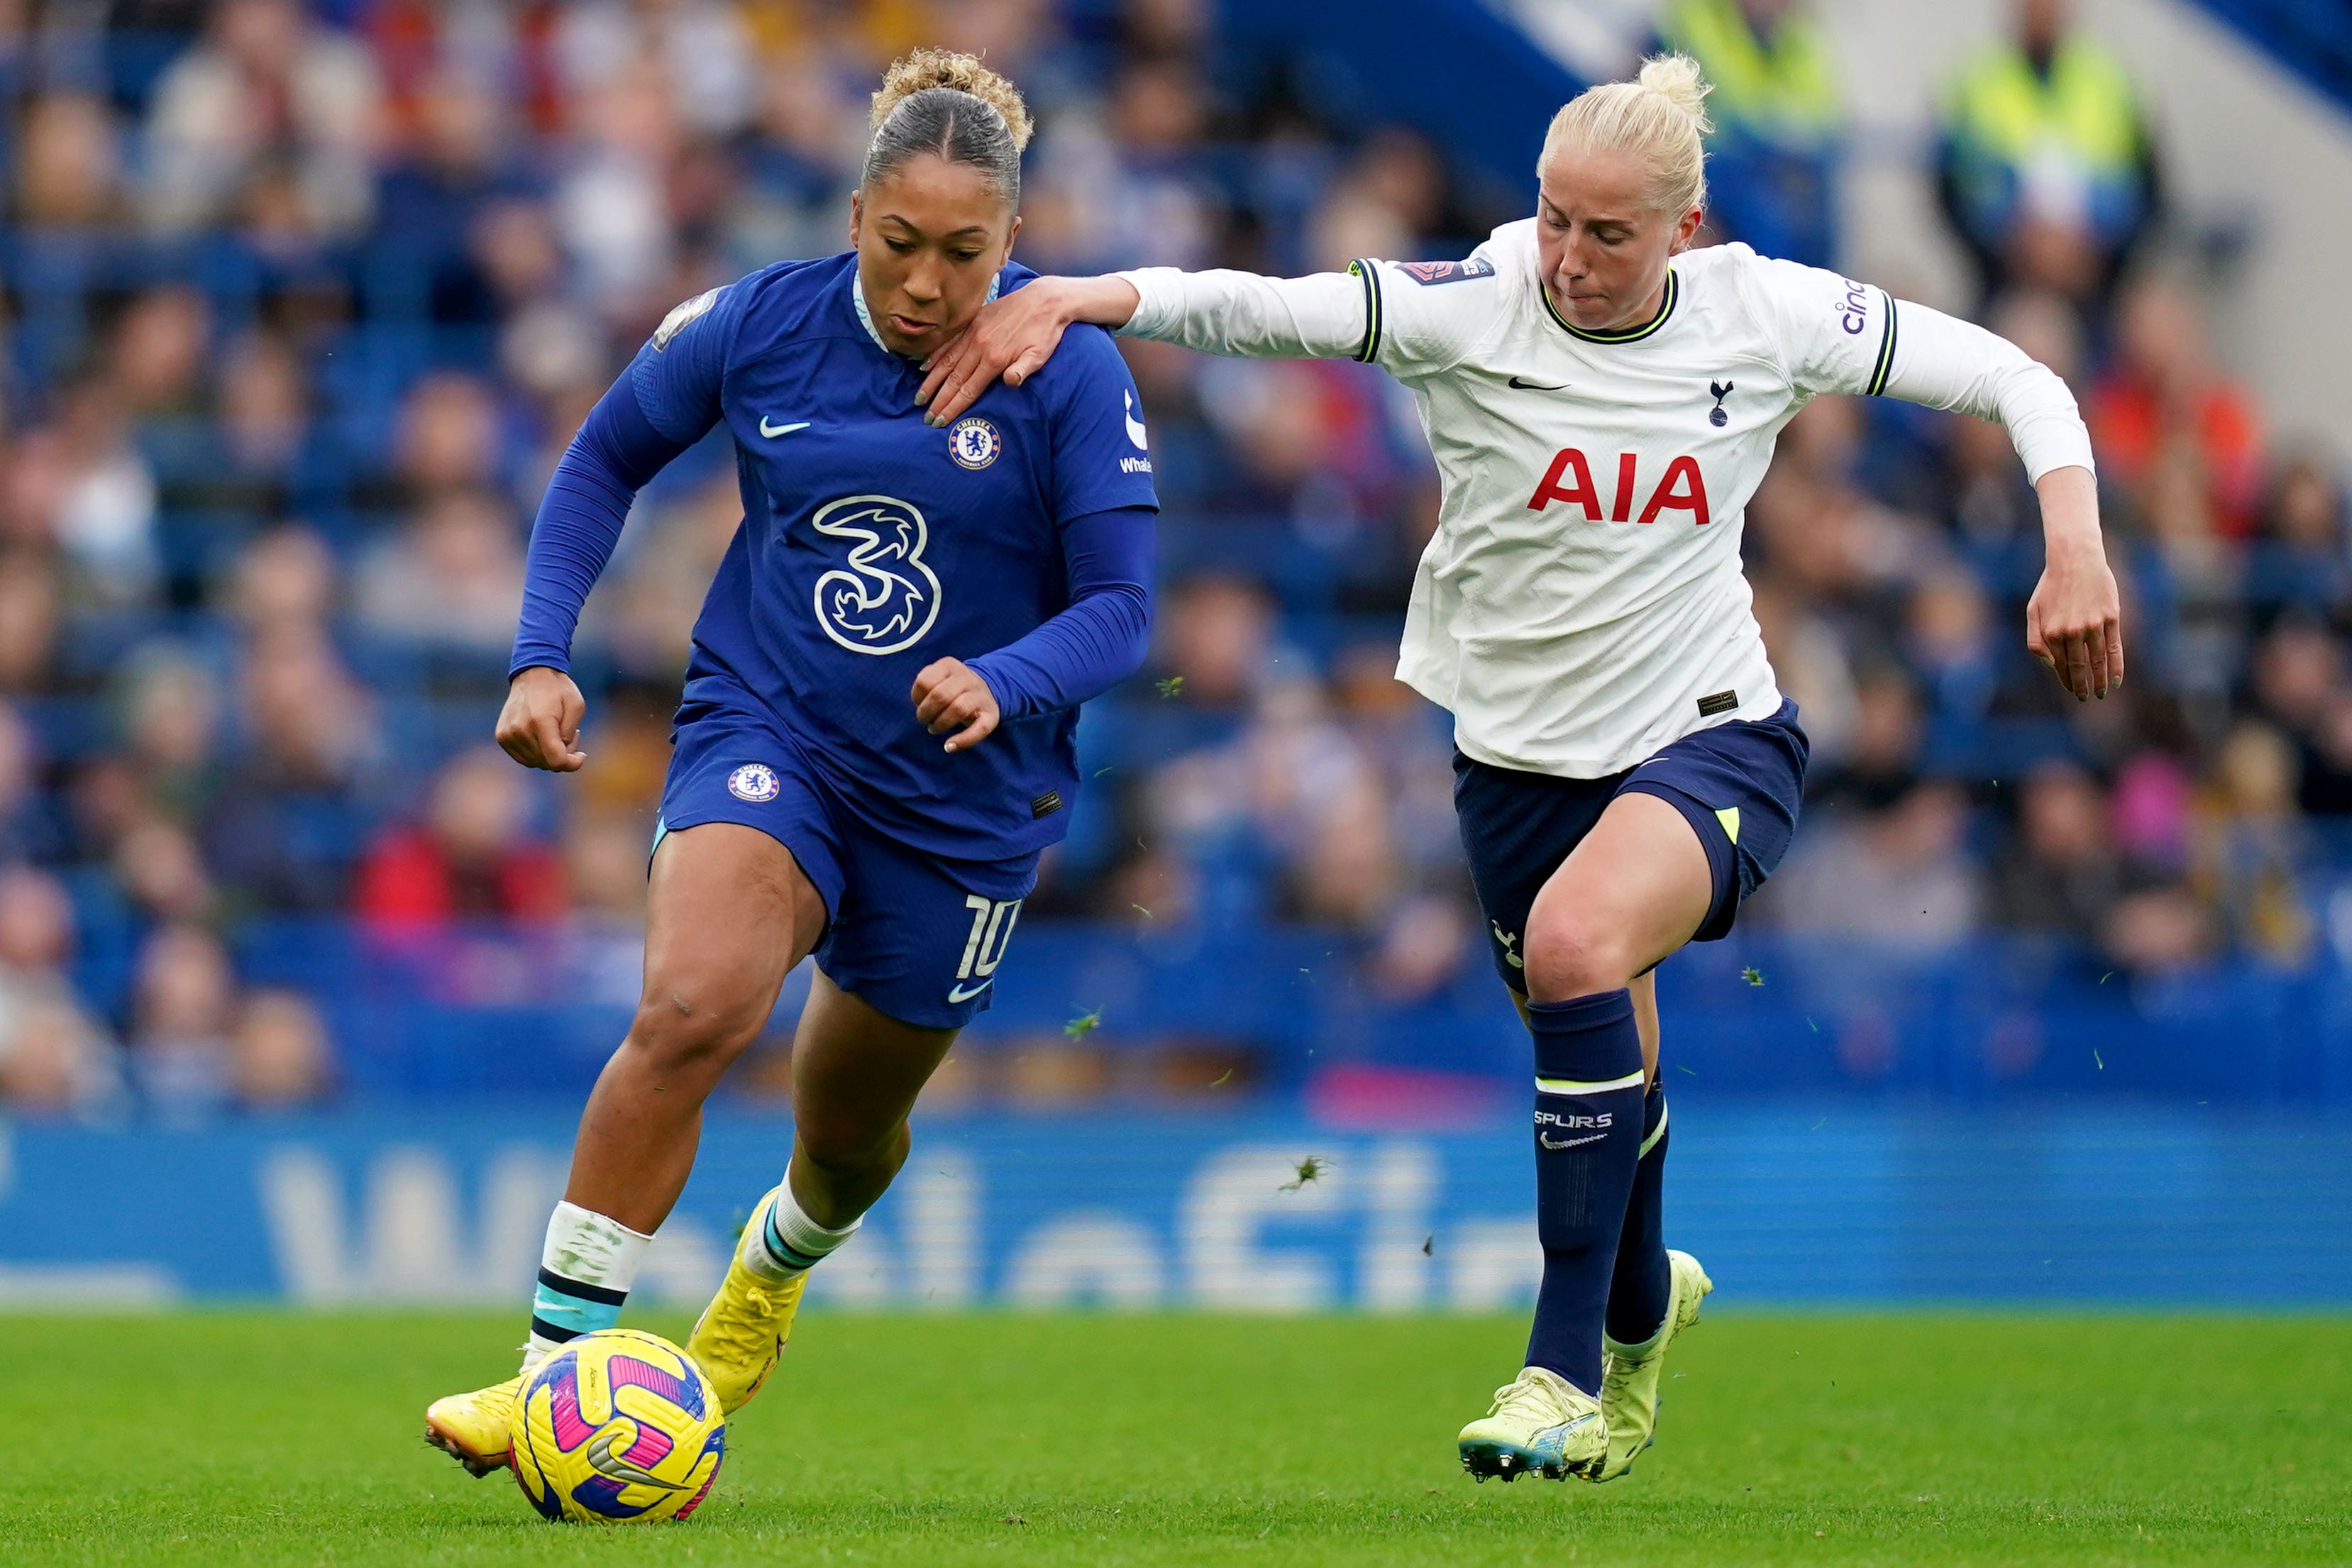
[920,55,2121,1483]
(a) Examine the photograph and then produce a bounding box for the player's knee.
[624,978,766,1076]
[1521,909,1638,1003]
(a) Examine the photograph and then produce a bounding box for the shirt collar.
[850,265,1004,357]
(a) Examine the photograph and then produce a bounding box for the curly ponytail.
[866,48,1034,203]
[1540,52,1714,215]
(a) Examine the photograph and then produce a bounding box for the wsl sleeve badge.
[946,416,1002,470]
[510,1329,727,1523]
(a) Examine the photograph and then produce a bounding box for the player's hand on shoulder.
[911,658,1001,753]
[916,278,1078,428]
[497,666,589,772]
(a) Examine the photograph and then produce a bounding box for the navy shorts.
[1454,700,1809,993]
[653,690,1039,1031]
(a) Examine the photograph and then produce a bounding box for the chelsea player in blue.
[425,51,1158,1479]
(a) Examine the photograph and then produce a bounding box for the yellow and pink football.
[510,1329,726,1523]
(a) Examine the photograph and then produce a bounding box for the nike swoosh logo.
[946,978,993,1003]
[585,1427,679,1489]
[1509,377,1570,392]
[759,417,811,438]
[1539,1132,1605,1151]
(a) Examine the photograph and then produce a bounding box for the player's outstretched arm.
[497,665,590,772]
[918,276,1142,427]
[1841,285,2119,700]
[920,264,1379,426]
[2024,465,2124,702]
[499,283,737,771]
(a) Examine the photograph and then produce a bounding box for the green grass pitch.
[4,1310,2346,1566]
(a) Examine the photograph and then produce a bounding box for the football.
[509,1330,726,1524]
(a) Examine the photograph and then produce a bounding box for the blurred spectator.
[12,93,122,229]
[111,287,211,421]
[202,626,379,915]
[392,371,509,507]
[0,700,65,863]
[1807,671,1925,812]
[564,810,651,928]
[1936,0,2159,307]
[370,67,530,327]
[2089,277,2265,539]
[354,488,526,651]
[2191,721,2316,965]
[126,921,238,1115]
[553,0,757,141]
[353,745,566,931]
[597,474,744,679]
[0,550,60,694]
[0,866,120,1114]
[1769,780,1985,948]
[142,0,384,237]
[731,55,862,271]
[552,61,685,315]
[1370,892,1475,1003]
[1992,761,2121,943]
[2245,456,2351,623]
[47,377,161,606]
[2295,694,2352,819]
[230,988,332,1110]
[116,645,223,822]
[114,815,219,925]
[1150,674,1393,927]
[1750,573,1859,768]
[2102,880,2215,974]
[1908,568,1999,768]
[212,331,314,499]
[227,524,338,638]
[1655,0,1842,267]
[1154,575,1274,714]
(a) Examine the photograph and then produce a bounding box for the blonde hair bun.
[871,47,1035,153]
[1540,51,1715,214]
[1635,51,1714,137]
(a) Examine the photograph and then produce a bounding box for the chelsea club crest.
[727,763,781,802]
[947,416,1002,470]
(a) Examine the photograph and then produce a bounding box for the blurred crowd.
[0,0,2347,1117]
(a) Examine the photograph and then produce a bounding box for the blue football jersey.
[628,252,1159,858]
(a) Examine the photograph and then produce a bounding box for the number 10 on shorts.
[956,894,1024,983]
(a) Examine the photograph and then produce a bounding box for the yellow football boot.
[1457,1364,1608,1481]
[423,1374,522,1476]
[1594,1249,1714,1481]
[685,1186,810,1414]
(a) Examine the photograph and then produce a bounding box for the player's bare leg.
[1462,792,1710,1481]
[426,822,822,1475]
[689,971,958,1412]
[565,823,827,1230]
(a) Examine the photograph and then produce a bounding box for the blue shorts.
[1453,700,1809,993]
[653,692,1039,1030]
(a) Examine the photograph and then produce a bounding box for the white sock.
[739,1182,858,1283]
[520,1201,653,1374]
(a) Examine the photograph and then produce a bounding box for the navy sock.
[1605,1086,1673,1348]
[1523,989,1648,1396]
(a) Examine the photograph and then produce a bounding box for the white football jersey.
[1121,220,2092,778]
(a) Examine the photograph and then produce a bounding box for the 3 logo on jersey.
[810,494,942,655]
